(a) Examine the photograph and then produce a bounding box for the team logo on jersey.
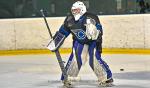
[71,29,86,40]
[77,30,86,39]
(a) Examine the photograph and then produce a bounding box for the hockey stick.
[40,9,69,85]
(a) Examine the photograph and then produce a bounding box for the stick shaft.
[40,9,53,38]
[40,9,68,82]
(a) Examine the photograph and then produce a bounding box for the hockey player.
[47,1,113,87]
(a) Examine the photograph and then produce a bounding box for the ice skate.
[98,78,114,87]
[62,80,72,88]
[68,76,81,82]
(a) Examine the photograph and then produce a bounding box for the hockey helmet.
[71,1,87,21]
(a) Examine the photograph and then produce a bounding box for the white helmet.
[71,1,87,21]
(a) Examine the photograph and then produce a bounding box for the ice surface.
[0,54,150,88]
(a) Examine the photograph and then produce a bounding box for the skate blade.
[63,83,73,88]
[63,81,72,88]
[98,83,115,87]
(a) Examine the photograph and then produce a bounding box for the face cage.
[71,8,81,15]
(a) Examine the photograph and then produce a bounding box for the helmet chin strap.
[74,14,82,21]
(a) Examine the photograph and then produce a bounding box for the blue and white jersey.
[70,28,86,40]
[58,12,103,44]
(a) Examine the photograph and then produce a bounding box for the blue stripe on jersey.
[75,42,83,67]
[59,26,70,37]
[96,23,102,31]
[88,42,96,70]
[74,41,83,66]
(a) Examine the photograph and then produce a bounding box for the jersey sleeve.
[93,15,103,35]
[58,16,72,37]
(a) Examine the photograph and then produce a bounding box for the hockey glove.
[47,39,56,52]
[85,19,100,40]
[47,31,66,52]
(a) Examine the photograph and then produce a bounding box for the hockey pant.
[61,40,112,82]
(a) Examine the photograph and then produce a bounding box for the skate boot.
[68,76,81,82]
[62,80,72,88]
[98,78,114,87]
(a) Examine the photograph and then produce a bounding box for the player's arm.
[47,24,70,52]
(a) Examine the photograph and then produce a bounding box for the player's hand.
[85,21,99,40]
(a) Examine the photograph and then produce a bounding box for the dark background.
[0,0,150,18]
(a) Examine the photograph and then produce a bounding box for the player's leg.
[88,42,113,86]
[95,50,113,87]
[61,40,88,81]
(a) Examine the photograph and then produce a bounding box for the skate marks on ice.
[1,54,150,88]
[113,71,150,88]
[46,80,99,88]
[38,80,137,88]
[114,71,150,80]
[34,71,150,88]
[34,80,144,88]
[34,79,106,88]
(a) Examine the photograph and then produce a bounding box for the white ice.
[0,54,150,88]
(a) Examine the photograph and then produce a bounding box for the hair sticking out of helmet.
[71,1,87,21]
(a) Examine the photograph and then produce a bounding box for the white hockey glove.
[47,31,66,52]
[47,39,57,51]
[85,19,100,40]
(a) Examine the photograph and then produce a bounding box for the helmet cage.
[71,8,81,15]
